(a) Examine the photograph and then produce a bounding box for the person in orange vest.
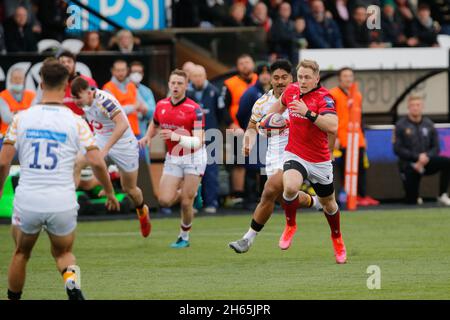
[221,54,258,207]
[330,67,379,207]
[0,68,35,137]
[103,60,147,137]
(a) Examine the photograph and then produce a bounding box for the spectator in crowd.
[187,65,229,213]
[198,0,232,27]
[427,0,450,35]
[103,60,146,137]
[393,95,450,206]
[109,29,141,53]
[0,68,36,137]
[264,0,283,21]
[129,60,155,165]
[34,0,67,41]
[0,24,6,54]
[236,63,271,209]
[182,61,196,82]
[381,1,409,47]
[33,51,98,115]
[330,67,379,207]
[344,5,384,48]
[3,6,38,52]
[305,0,343,48]
[325,0,351,34]
[395,0,415,32]
[225,2,247,27]
[81,31,104,52]
[246,1,272,32]
[4,0,41,35]
[294,16,308,50]
[269,2,297,62]
[221,54,258,207]
[408,4,440,47]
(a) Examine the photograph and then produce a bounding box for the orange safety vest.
[224,73,258,126]
[330,84,366,149]
[0,89,36,135]
[102,81,140,135]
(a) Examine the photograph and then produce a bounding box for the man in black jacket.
[4,6,37,52]
[393,95,450,205]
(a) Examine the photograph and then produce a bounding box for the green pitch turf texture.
[0,208,449,300]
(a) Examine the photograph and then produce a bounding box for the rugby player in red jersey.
[139,69,206,248]
[271,59,347,264]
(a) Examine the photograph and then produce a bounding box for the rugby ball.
[257,112,288,137]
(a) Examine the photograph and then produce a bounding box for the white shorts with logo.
[12,207,78,236]
[163,148,207,178]
[283,151,333,185]
[97,136,139,173]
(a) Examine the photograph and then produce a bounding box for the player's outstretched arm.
[139,120,158,148]
[243,121,258,156]
[0,144,15,199]
[85,149,120,211]
[102,112,129,156]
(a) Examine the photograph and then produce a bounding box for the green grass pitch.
[1,208,449,300]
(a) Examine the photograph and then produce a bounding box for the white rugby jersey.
[250,89,289,154]
[3,104,98,212]
[83,89,135,145]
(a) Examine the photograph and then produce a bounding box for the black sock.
[251,219,264,232]
[7,289,22,300]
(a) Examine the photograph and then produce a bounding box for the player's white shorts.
[98,137,139,173]
[163,147,207,178]
[283,151,333,185]
[266,150,284,177]
[12,207,78,236]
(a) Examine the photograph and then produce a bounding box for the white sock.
[179,222,192,241]
[243,228,257,243]
[283,191,299,202]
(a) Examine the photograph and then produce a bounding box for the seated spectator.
[269,2,296,61]
[325,0,351,34]
[408,4,440,47]
[3,6,37,52]
[198,0,231,27]
[265,0,283,20]
[109,29,141,53]
[395,0,415,31]
[294,16,308,49]
[305,0,343,48]
[344,5,384,48]
[4,0,41,35]
[225,2,247,27]
[81,31,104,52]
[393,95,450,206]
[427,0,450,35]
[246,1,272,32]
[0,68,35,136]
[381,1,409,47]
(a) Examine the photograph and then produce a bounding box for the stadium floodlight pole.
[344,83,362,211]
[65,0,123,30]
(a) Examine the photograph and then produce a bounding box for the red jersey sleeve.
[318,94,337,115]
[192,106,205,130]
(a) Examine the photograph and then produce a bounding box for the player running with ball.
[273,59,347,264]
[229,60,321,254]
[139,69,206,248]
[71,77,152,238]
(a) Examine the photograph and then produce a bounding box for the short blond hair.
[297,59,320,75]
[408,94,424,103]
